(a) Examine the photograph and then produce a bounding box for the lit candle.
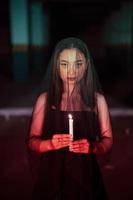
[68,114,73,140]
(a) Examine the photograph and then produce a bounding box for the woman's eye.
[75,63,82,68]
[60,63,67,67]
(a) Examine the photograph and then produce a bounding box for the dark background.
[0,0,133,199]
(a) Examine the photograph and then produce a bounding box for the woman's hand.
[51,134,72,150]
[69,139,90,154]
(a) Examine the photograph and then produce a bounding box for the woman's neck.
[63,83,80,96]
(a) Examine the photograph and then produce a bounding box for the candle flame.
[68,114,73,119]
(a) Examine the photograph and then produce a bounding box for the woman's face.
[58,48,86,85]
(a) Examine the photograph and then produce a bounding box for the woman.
[28,37,113,200]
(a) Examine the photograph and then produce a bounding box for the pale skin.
[29,49,113,154]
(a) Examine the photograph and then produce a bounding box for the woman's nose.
[68,64,75,75]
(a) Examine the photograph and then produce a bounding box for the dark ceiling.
[42,0,124,27]
[39,0,123,42]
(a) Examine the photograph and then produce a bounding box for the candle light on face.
[68,114,73,140]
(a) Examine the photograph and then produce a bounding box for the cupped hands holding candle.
[68,113,90,154]
[50,134,90,154]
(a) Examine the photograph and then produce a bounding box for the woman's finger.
[70,145,89,153]
[53,134,71,139]
[69,140,89,153]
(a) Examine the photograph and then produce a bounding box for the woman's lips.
[67,77,76,81]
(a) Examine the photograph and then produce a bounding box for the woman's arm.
[90,93,113,154]
[29,93,71,153]
[29,93,54,153]
[68,94,113,155]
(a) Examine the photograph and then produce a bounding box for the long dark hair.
[43,37,102,111]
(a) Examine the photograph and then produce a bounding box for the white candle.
[68,114,73,140]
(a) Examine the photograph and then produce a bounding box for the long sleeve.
[90,93,113,154]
